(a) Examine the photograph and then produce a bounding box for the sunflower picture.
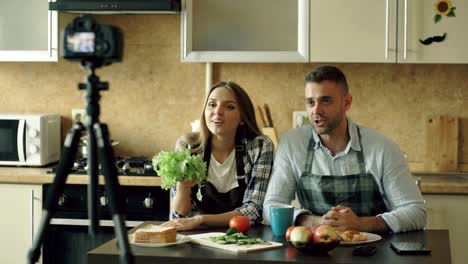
[434,0,456,23]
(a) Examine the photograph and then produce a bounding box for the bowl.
[289,239,340,255]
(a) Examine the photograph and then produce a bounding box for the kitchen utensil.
[263,104,274,127]
[424,115,459,172]
[259,103,278,150]
[257,105,267,128]
[262,127,278,151]
[189,232,282,253]
[77,136,120,158]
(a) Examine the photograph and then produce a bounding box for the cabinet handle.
[31,189,35,243]
[403,0,408,60]
[17,120,26,162]
[385,0,389,59]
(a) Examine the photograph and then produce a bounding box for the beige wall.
[1,14,467,168]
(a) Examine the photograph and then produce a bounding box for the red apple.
[285,226,295,241]
[310,225,319,235]
[313,225,339,244]
[289,226,313,248]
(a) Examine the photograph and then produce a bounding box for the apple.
[285,226,295,241]
[313,225,339,244]
[310,225,319,235]
[289,226,313,248]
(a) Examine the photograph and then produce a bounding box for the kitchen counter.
[88,222,450,264]
[0,166,162,186]
[413,172,468,195]
[1,167,468,194]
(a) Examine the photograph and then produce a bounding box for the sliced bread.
[132,225,177,244]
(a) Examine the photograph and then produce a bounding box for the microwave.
[0,114,61,166]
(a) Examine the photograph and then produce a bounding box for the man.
[263,65,426,233]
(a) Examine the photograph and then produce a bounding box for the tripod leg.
[86,123,99,236]
[95,123,133,264]
[28,123,84,264]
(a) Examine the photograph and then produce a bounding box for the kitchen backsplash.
[0,14,467,168]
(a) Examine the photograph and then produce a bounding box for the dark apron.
[297,127,387,216]
[191,142,247,214]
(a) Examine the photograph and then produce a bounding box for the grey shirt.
[263,118,426,233]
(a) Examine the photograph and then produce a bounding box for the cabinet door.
[181,0,309,62]
[425,195,468,264]
[310,0,397,63]
[0,184,42,263]
[0,0,57,62]
[397,0,468,63]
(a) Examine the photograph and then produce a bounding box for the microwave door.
[0,119,22,162]
[17,119,26,162]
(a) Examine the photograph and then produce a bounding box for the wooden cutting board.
[188,232,282,253]
[424,115,459,172]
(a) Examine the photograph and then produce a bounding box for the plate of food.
[338,230,382,245]
[129,224,191,247]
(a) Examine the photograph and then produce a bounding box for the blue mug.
[270,204,294,236]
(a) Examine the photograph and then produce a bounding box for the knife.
[257,105,267,128]
[263,104,274,127]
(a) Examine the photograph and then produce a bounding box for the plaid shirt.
[171,135,274,224]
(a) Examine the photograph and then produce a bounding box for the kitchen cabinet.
[310,0,397,63]
[424,194,468,264]
[0,184,42,263]
[310,0,468,63]
[181,0,309,62]
[0,0,57,62]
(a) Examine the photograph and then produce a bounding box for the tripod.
[28,61,133,264]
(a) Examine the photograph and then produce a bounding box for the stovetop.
[47,156,157,177]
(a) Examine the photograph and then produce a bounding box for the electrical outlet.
[72,108,86,124]
[292,111,308,128]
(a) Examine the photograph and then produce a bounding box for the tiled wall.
[1,14,467,167]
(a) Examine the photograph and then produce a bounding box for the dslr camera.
[63,15,123,66]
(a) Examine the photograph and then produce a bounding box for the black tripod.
[28,61,133,264]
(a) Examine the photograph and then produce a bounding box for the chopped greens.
[208,232,272,246]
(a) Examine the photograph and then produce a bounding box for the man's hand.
[321,205,359,231]
[321,205,389,232]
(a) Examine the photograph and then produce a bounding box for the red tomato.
[229,216,250,233]
[285,226,296,241]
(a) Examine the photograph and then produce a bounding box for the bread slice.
[132,225,177,244]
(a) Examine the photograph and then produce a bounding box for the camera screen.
[66,32,95,53]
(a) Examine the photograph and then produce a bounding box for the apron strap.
[356,126,366,175]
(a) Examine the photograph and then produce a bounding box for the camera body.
[62,15,123,65]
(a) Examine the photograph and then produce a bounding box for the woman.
[161,81,274,231]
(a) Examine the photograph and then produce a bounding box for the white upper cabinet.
[310,0,468,64]
[181,0,309,62]
[310,0,397,63]
[0,0,58,62]
[398,0,468,63]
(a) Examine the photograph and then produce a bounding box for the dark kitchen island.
[88,221,450,264]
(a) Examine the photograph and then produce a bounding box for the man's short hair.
[305,65,349,94]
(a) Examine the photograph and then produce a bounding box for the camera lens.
[95,40,109,55]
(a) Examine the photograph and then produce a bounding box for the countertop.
[1,167,468,194]
[0,166,162,186]
[412,172,468,195]
[88,222,450,264]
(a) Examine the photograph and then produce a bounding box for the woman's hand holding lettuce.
[152,150,207,201]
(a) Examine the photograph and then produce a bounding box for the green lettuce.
[152,150,207,196]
